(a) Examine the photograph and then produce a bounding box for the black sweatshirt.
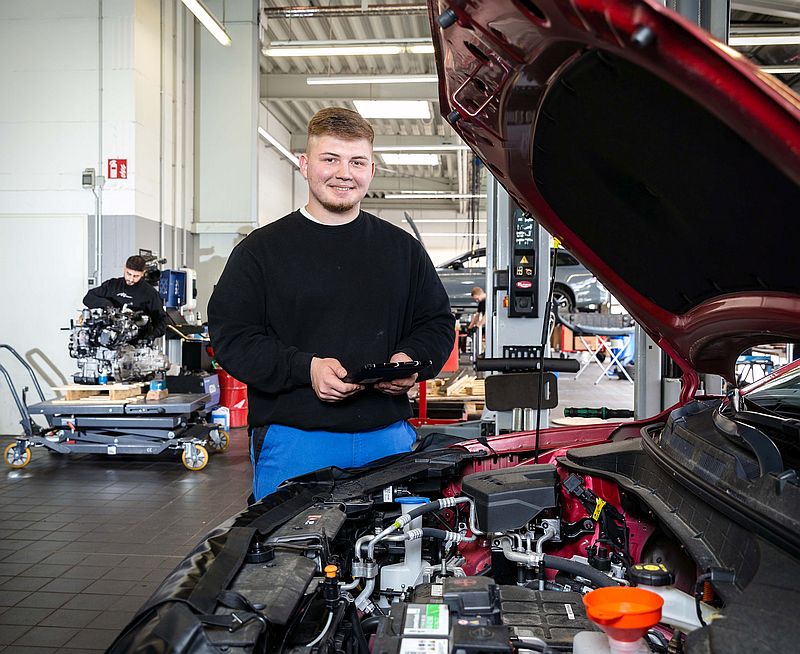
[83,278,167,339]
[208,210,455,432]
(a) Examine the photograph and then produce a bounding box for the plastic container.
[217,369,248,427]
[578,586,664,654]
[211,406,230,431]
[229,399,248,428]
[636,584,714,632]
[380,497,429,603]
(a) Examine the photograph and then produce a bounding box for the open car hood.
[428,0,800,381]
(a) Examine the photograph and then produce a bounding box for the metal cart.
[1,344,228,471]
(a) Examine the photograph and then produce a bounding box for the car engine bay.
[111,396,800,654]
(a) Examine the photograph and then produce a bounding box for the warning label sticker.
[399,639,448,654]
[402,604,449,636]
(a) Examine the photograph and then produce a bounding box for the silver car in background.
[436,247,610,313]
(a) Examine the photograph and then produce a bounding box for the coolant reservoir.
[628,563,715,632]
[574,586,664,654]
[379,497,429,603]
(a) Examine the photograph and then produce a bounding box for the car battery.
[413,576,502,625]
[372,603,451,654]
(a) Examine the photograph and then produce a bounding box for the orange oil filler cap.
[583,586,664,642]
[324,565,338,579]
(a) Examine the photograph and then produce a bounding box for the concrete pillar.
[194,0,259,315]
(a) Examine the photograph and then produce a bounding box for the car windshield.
[747,363,800,419]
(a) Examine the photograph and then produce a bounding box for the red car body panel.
[428,0,800,386]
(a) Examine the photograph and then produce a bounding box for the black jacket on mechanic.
[83,277,167,340]
[208,209,455,432]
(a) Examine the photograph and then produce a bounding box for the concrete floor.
[0,371,632,653]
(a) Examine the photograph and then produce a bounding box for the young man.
[208,108,454,500]
[83,255,167,340]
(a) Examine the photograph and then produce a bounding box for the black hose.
[542,554,622,588]
[420,527,451,540]
[360,615,381,634]
[348,602,371,654]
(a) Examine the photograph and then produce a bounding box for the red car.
[110,1,800,652]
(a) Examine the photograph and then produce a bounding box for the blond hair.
[307,107,374,144]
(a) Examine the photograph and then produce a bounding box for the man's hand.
[311,357,364,402]
[375,352,418,396]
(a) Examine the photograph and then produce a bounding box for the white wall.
[0,0,195,431]
[0,216,87,433]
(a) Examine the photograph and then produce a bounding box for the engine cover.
[461,465,558,532]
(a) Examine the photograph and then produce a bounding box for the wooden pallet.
[52,382,147,401]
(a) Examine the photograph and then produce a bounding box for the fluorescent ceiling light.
[381,153,440,166]
[384,193,486,200]
[265,38,433,58]
[267,45,403,57]
[761,65,800,74]
[180,0,231,46]
[258,127,299,168]
[730,34,800,45]
[307,75,439,85]
[373,144,470,152]
[354,100,431,119]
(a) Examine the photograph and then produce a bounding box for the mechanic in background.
[83,255,167,340]
[209,107,454,501]
[467,286,487,333]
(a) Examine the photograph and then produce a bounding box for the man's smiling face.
[300,135,375,221]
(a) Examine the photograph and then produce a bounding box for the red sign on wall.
[108,159,128,179]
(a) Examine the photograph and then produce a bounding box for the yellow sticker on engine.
[592,498,606,521]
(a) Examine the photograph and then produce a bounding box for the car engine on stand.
[68,306,169,383]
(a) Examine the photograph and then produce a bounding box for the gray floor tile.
[0,579,49,593]
[0,625,30,646]
[0,608,53,626]
[38,609,100,629]
[60,595,118,612]
[35,580,91,595]
[13,595,69,611]
[10,626,78,648]
[0,593,29,608]
[18,567,72,580]
[61,627,117,650]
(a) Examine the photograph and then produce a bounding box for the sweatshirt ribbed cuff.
[290,351,315,385]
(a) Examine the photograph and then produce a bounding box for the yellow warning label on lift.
[592,498,606,521]
[519,255,529,264]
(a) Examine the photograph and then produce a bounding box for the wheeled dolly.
[1,344,229,471]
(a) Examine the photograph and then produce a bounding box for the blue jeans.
[250,420,417,501]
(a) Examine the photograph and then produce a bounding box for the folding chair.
[556,313,636,385]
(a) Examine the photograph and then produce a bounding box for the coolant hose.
[541,554,621,588]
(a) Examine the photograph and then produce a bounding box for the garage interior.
[1,1,799,652]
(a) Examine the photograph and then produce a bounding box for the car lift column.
[484,175,552,433]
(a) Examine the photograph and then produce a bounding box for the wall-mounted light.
[258,127,300,168]
[180,0,231,46]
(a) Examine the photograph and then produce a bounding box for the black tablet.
[343,360,432,384]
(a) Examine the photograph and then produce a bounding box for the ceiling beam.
[733,1,800,21]
[366,176,455,192]
[261,74,438,101]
